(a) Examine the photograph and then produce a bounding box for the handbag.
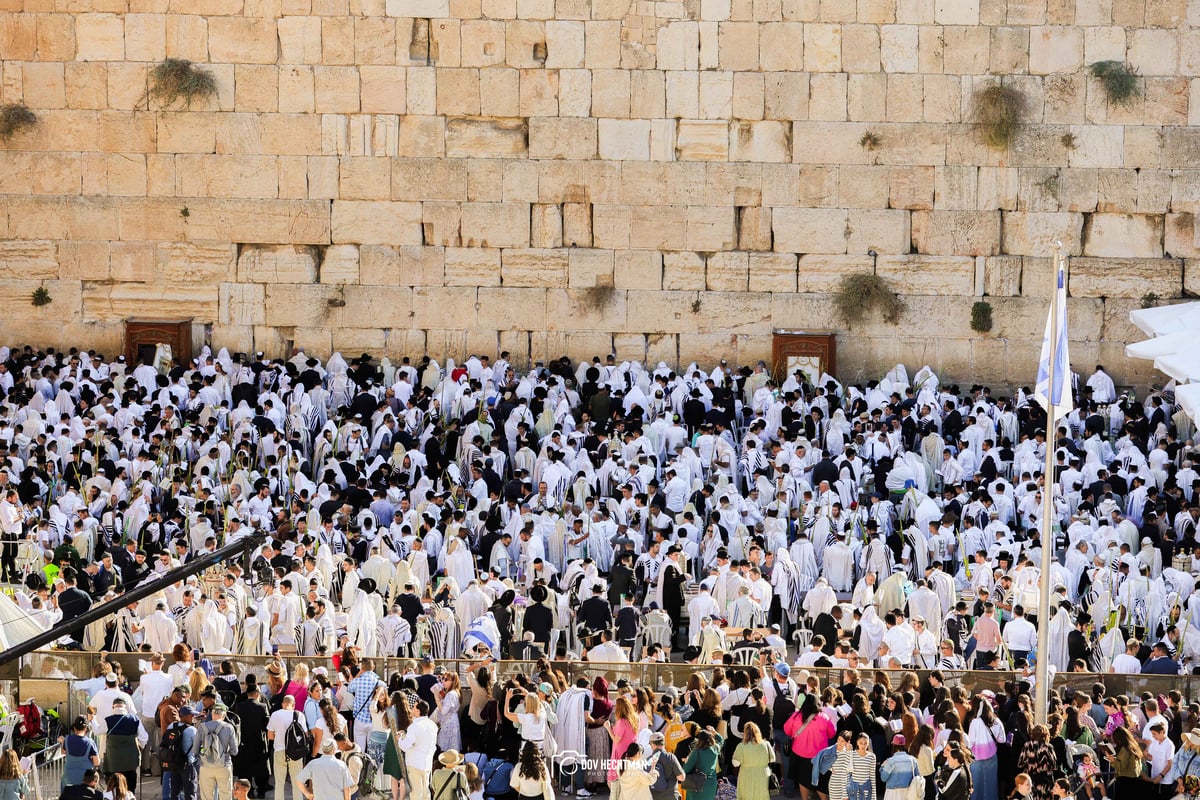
[904,761,925,800]
[684,770,709,790]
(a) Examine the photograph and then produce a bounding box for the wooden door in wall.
[124,318,193,367]
[772,330,837,386]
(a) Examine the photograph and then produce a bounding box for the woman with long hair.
[585,677,614,789]
[1060,706,1094,747]
[1016,725,1057,800]
[434,672,463,752]
[690,688,724,732]
[889,693,919,747]
[465,662,492,751]
[909,725,937,800]
[934,742,972,800]
[846,733,878,800]
[103,771,135,800]
[606,696,640,790]
[784,693,836,800]
[616,743,658,800]
[674,722,702,764]
[965,695,1005,800]
[505,688,548,753]
[733,722,774,800]
[284,663,310,709]
[1009,773,1033,800]
[310,697,346,759]
[0,749,27,800]
[880,732,921,800]
[510,741,554,800]
[681,728,723,800]
[1107,726,1144,800]
[168,643,193,686]
[391,690,420,800]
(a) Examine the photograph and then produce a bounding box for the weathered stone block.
[772,208,848,254]
[911,210,1001,256]
[84,283,218,323]
[237,244,320,283]
[1001,211,1085,256]
[729,121,790,162]
[158,242,235,283]
[502,248,568,287]
[563,203,592,247]
[1082,213,1165,258]
[598,119,651,160]
[706,251,749,291]
[76,14,124,61]
[0,241,58,280]
[982,255,1023,296]
[745,251,795,291]
[796,254,872,291]
[528,117,597,159]
[614,250,662,289]
[567,249,614,288]
[1165,213,1200,258]
[461,202,530,247]
[687,206,736,251]
[662,251,706,290]
[444,247,500,286]
[319,244,361,284]
[331,200,422,246]
[876,254,976,294]
[444,117,527,158]
[675,120,729,161]
[1069,257,1181,298]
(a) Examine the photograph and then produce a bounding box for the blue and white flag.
[1034,263,1072,419]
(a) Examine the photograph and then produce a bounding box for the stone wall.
[2,0,1199,386]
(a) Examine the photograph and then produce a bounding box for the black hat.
[359,578,378,594]
[530,585,548,603]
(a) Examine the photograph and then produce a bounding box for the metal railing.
[25,649,1196,703]
[27,743,64,800]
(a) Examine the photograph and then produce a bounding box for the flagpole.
[1034,242,1065,726]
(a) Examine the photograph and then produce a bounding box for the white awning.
[1125,329,1198,360]
[1129,301,1200,337]
[1154,350,1200,383]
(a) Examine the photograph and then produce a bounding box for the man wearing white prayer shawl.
[851,572,877,609]
[377,606,413,657]
[142,602,179,653]
[823,533,854,592]
[687,586,720,643]
[877,568,909,617]
[554,680,592,782]
[729,586,763,629]
[1047,603,1073,671]
[444,536,476,592]
[694,618,726,663]
[455,582,491,637]
[802,577,837,622]
[906,581,943,641]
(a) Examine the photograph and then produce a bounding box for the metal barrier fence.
[25,650,1200,704]
[27,744,63,800]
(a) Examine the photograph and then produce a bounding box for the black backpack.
[161,722,190,770]
[771,679,796,730]
[284,712,311,762]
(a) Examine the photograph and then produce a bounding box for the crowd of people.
[0,343,1196,800]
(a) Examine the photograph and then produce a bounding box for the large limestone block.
[982,255,1023,296]
[888,166,935,211]
[695,291,772,334]
[1028,26,1083,75]
[0,280,82,321]
[1166,214,1200,259]
[675,120,729,161]
[335,286,414,326]
[364,245,445,286]
[260,283,342,327]
[84,283,217,323]
[158,242,236,283]
[545,287,627,331]
[177,199,331,245]
[563,203,593,247]
[392,159,467,202]
[614,250,662,289]
[568,249,614,288]
[421,202,463,247]
[876,255,976,294]
[531,204,563,249]
[687,206,736,251]
[662,251,705,290]
[320,244,361,284]
[445,117,528,158]
[1069,257,1182,298]
[237,244,320,283]
[911,211,1002,256]
[461,202,530,247]
[386,0,450,16]
[1001,212,1085,256]
[729,121,790,162]
[76,14,124,61]
[625,290,701,333]
[479,287,552,330]
[706,251,749,291]
[109,243,155,283]
[796,255,872,291]
[331,200,422,245]
[847,209,910,254]
[528,117,597,159]
[1082,213,1165,258]
[598,119,651,160]
[208,18,276,64]
[738,207,773,251]
[0,241,59,280]
[630,206,688,250]
[501,248,568,287]
[772,208,849,254]
[219,283,266,326]
[748,252,797,291]
[444,247,501,286]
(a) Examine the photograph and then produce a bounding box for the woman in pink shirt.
[606,696,641,785]
[784,695,836,800]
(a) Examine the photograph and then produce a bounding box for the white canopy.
[1125,329,1199,361]
[1129,301,1200,337]
[1154,351,1200,384]
[1178,384,1200,423]
[0,592,47,651]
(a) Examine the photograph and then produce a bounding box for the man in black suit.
[608,551,635,608]
[577,583,613,647]
[659,546,690,639]
[233,686,270,798]
[812,605,842,656]
[57,569,93,644]
[1067,610,1095,670]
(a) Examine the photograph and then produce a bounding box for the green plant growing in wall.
[0,104,38,142]
[1090,61,1140,107]
[971,300,993,333]
[833,273,906,326]
[1141,292,1160,309]
[971,82,1027,149]
[859,131,881,151]
[147,59,218,109]
[31,286,51,307]
[1061,132,1078,150]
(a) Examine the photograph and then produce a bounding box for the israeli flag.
[1034,263,1073,419]
[462,612,500,653]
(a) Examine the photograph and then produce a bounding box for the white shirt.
[398,716,438,772]
[1110,653,1142,674]
[1148,737,1175,781]
[90,686,135,722]
[1002,617,1037,652]
[139,670,175,718]
[268,708,308,753]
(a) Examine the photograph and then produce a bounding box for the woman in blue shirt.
[62,716,100,788]
[879,734,921,800]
